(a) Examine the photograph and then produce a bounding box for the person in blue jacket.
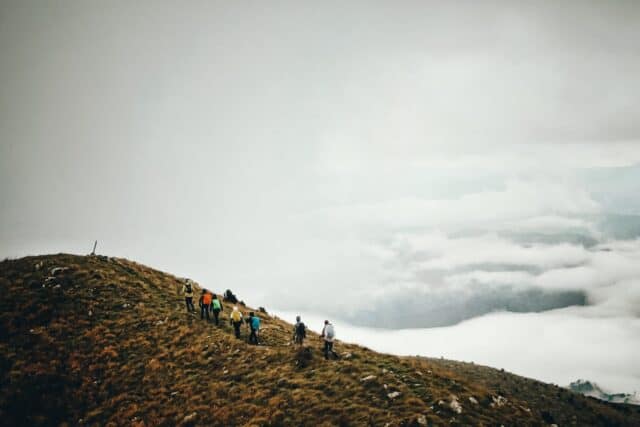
[247,311,260,345]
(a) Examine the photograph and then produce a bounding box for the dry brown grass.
[1,254,639,426]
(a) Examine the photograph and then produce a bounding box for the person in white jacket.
[320,320,339,360]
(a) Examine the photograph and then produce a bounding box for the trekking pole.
[91,240,98,255]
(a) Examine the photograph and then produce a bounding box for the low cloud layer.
[275,309,640,394]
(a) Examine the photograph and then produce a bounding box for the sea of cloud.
[266,166,640,393]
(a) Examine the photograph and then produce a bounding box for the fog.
[1,1,640,393]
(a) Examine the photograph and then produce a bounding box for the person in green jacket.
[210,293,223,325]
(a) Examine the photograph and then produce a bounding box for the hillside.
[1,254,639,426]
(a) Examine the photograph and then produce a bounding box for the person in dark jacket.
[293,315,306,345]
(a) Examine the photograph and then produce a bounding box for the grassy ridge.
[0,254,638,426]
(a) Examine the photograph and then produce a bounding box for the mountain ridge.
[1,254,639,426]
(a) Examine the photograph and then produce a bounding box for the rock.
[53,284,61,289]
[343,352,352,359]
[183,412,197,423]
[468,396,478,405]
[449,396,462,414]
[34,261,44,270]
[416,415,428,425]
[381,368,389,374]
[387,391,401,399]
[491,395,507,408]
[170,391,179,396]
[360,375,377,382]
[50,267,68,275]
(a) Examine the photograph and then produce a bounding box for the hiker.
[224,289,238,304]
[230,306,243,338]
[247,311,261,345]
[199,289,212,321]
[321,320,339,360]
[182,279,195,313]
[293,315,306,345]
[210,293,223,325]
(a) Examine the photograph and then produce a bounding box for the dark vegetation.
[1,254,639,426]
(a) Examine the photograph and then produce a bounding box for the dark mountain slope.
[1,254,638,426]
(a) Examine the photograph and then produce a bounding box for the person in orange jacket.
[199,289,212,321]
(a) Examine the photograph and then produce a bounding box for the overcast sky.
[1,1,640,392]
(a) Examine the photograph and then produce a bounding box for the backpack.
[325,324,335,339]
[185,283,192,294]
[203,293,212,305]
[231,310,242,322]
[212,299,221,310]
[251,316,260,330]
[296,322,306,337]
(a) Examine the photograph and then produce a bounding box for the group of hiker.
[182,279,261,342]
[182,279,339,359]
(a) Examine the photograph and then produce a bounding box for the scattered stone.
[387,391,401,399]
[415,370,423,376]
[88,310,93,317]
[342,352,352,359]
[34,261,44,270]
[416,415,428,425]
[360,375,376,382]
[123,303,130,308]
[450,395,462,414]
[170,391,179,396]
[223,369,228,375]
[491,395,507,408]
[468,396,478,405]
[183,412,197,423]
[381,368,389,374]
[50,267,68,276]
[53,284,61,289]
